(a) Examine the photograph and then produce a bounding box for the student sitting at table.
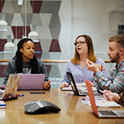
[86,34,124,93]
[60,34,107,89]
[2,38,51,90]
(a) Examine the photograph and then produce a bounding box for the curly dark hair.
[13,38,39,73]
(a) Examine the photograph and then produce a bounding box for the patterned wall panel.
[49,39,61,52]
[30,1,43,13]
[34,41,42,53]
[5,13,14,26]
[0,65,7,77]
[0,0,5,13]
[40,1,61,51]
[45,65,52,76]
[0,0,62,82]
[0,39,7,51]
[11,26,31,39]
[11,1,23,13]
[0,0,61,53]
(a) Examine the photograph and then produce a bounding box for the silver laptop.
[85,79,124,118]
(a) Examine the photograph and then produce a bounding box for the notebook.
[82,96,120,107]
[66,72,88,96]
[18,74,45,90]
[85,79,124,118]
[62,86,87,91]
[0,74,22,101]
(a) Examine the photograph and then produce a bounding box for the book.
[82,97,120,107]
[0,100,7,109]
[0,106,7,109]
[62,86,97,92]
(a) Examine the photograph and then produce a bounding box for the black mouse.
[25,100,61,114]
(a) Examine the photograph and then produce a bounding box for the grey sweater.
[3,59,49,86]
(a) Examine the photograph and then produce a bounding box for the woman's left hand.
[43,80,51,90]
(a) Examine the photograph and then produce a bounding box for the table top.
[0,89,124,124]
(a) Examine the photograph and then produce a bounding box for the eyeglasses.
[74,41,86,46]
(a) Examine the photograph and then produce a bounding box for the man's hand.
[97,63,105,72]
[86,59,99,73]
[103,90,120,103]
[86,59,105,73]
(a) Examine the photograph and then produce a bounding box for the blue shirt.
[93,59,124,93]
[62,58,107,85]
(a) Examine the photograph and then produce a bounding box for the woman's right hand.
[60,82,68,89]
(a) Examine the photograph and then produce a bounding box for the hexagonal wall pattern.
[0,0,61,52]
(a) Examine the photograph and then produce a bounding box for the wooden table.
[0,89,124,124]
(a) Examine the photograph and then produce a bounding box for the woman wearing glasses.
[60,34,107,89]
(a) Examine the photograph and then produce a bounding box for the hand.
[60,82,68,89]
[86,59,99,73]
[103,90,112,100]
[85,80,95,87]
[90,82,95,87]
[97,63,105,72]
[103,90,120,102]
[86,59,104,73]
[43,80,51,90]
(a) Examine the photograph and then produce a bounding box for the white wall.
[59,0,124,55]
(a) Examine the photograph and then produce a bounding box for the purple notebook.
[18,74,45,90]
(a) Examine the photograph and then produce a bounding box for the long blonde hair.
[71,35,96,65]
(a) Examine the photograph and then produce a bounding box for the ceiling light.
[18,0,23,5]
[0,14,8,31]
[0,20,8,25]
[28,24,39,42]
[4,35,15,51]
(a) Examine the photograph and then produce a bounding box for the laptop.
[18,74,45,90]
[0,74,22,101]
[85,79,124,118]
[67,72,88,96]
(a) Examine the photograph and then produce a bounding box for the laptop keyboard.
[99,110,117,116]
